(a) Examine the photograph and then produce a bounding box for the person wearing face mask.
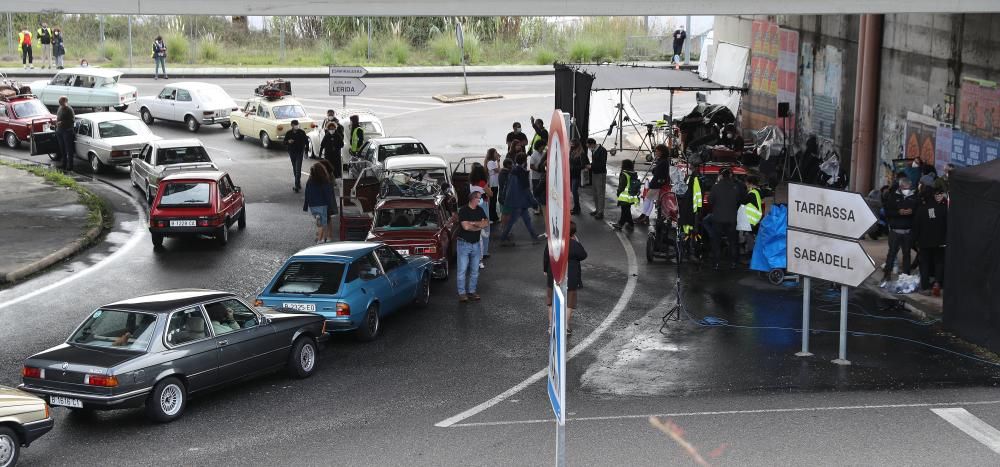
[883,176,917,279]
[913,186,947,294]
[719,124,744,152]
[283,120,309,192]
[319,122,343,180]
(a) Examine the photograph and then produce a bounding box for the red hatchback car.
[0,93,56,150]
[148,171,246,248]
[366,196,457,280]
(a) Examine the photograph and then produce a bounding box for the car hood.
[0,386,44,407]
[104,134,163,145]
[26,343,143,372]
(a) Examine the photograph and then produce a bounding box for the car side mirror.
[360,267,379,280]
[234,186,242,193]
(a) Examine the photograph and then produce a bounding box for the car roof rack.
[253,79,292,101]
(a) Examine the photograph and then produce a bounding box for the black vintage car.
[18,289,326,423]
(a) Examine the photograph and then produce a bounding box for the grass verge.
[0,160,113,233]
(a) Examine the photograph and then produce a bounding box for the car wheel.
[140,107,154,124]
[185,115,200,133]
[232,123,244,140]
[152,232,163,248]
[114,104,128,112]
[3,131,19,149]
[237,204,247,229]
[216,223,229,246]
[415,273,431,308]
[145,377,186,423]
[260,131,271,149]
[220,121,232,129]
[286,337,318,379]
[355,303,380,341]
[89,153,104,173]
[0,426,20,467]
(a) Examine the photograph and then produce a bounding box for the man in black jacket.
[707,168,744,269]
[506,122,528,151]
[284,120,308,192]
[882,176,917,278]
[913,187,947,291]
[587,138,608,220]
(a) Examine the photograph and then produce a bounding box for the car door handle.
[217,340,228,346]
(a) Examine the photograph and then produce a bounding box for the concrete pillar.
[849,15,868,192]
[855,15,882,195]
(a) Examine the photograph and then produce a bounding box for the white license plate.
[50,396,83,408]
[282,303,316,312]
[396,249,409,256]
[169,220,197,227]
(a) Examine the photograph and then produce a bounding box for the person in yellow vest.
[37,22,53,69]
[742,175,763,231]
[349,115,364,157]
[18,26,33,69]
[612,159,640,231]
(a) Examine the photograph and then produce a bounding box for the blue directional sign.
[548,283,566,425]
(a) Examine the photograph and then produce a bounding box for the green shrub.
[198,39,221,62]
[380,37,410,65]
[462,30,482,64]
[428,33,461,65]
[534,48,557,65]
[344,34,369,61]
[569,39,597,62]
[99,41,123,63]
[164,33,189,63]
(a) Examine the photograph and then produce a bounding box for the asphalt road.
[2,76,1000,466]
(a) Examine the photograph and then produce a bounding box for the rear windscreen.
[159,182,211,206]
[272,261,346,295]
[159,146,212,165]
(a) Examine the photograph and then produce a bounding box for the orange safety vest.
[18,31,32,47]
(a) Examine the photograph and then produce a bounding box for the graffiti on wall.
[878,114,904,184]
[801,44,844,141]
[904,111,938,166]
[958,77,1000,139]
[797,42,814,140]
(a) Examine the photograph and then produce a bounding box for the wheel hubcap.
[300,343,315,372]
[5,134,14,147]
[160,384,182,416]
[0,434,13,466]
[91,156,98,171]
[368,309,378,334]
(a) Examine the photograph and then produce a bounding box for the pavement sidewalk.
[0,164,101,284]
[0,61,697,79]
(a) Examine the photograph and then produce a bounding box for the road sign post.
[546,109,570,467]
[329,66,368,108]
[787,183,877,365]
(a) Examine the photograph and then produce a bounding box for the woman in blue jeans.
[499,154,544,245]
[302,164,333,243]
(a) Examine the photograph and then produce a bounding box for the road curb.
[2,210,104,285]
[860,276,938,321]
[432,93,504,103]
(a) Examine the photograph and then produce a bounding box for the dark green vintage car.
[19,289,325,423]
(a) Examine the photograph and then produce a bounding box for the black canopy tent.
[554,63,747,153]
[943,158,1000,352]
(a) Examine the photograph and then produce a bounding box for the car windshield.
[361,121,382,136]
[158,146,212,165]
[98,119,150,138]
[12,99,48,118]
[69,309,157,351]
[272,261,346,295]
[374,207,440,230]
[272,105,307,119]
[159,182,212,206]
[377,143,427,162]
[100,75,121,86]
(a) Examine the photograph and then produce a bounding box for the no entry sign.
[546,110,571,284]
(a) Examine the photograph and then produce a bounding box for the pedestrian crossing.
[933,407,1000,455]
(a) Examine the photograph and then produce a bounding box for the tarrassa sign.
[546,109,571,284]
[787,229,876,287]
[788,183,878,239]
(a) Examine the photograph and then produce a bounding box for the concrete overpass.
[14,0,1000,15]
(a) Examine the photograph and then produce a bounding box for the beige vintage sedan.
[0,385,53,467]
[229,95,316,149]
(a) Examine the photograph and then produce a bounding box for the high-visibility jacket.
[744,188,762,226]
[617,171,639,205]
[18,31,32,47]
[350,127,364,153]
[691,176,703,213]
[37,27,52,45]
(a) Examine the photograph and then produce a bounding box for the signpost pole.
[556,418,566,467]
[343,95,346,108]
[795,277,813,357]
[833,285,851,365]
[546,109,571,467]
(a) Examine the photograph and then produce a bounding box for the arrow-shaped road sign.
[788,183,878,240]
[786,229,876,287]
[328,66,368,78]
[329,77,367,97]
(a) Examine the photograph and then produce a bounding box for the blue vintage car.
[256,242,433,341]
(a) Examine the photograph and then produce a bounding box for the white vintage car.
[137,82,239,132]
[229,95,316,149]
[72,112,162,173]
[30,68,138,111]
[130,139,219,203]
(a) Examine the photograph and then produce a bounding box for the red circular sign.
[546,109,571,284]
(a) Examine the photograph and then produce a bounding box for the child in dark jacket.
[613,159,639,230]
[303,163,334,243]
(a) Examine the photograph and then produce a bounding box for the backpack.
[627,172,641,196]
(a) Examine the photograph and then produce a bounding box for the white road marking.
[434,222,639,428]
[0,184,148,312]
[348,96,445,107]
[388,94,551,120]
[932,408,1000,455]
[444,400,1000,428]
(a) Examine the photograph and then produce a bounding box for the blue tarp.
[750,204,787,272]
